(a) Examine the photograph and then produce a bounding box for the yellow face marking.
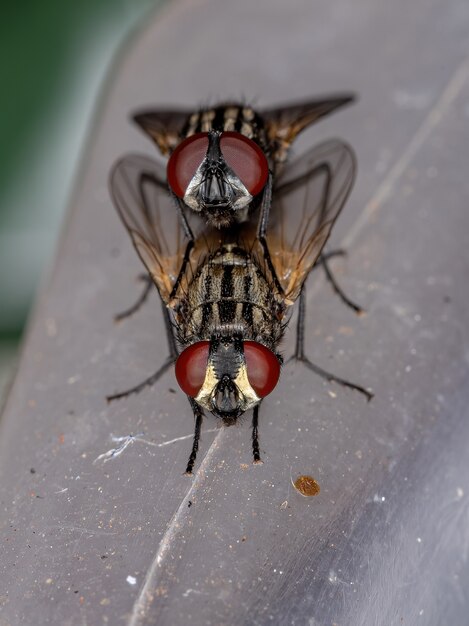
[195,361,261,413]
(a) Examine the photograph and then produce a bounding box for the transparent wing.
[133,109,192,155]
[261,95,355,150]
[264,139,356,303]
[109,153,191,304]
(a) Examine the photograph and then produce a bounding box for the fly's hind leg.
[107,302,178,402]
[114,273,153,322]
[292,288,373,401]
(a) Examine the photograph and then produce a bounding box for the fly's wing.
[132,109,191,155]
[264,139,356,303]
[110,154,192,305]
[261,95,355,162]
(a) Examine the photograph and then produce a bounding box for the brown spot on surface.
[293,475,320,497]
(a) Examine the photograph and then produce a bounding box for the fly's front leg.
[257,171,273,240]
[252,404,263,464]
[257,173,285,295]
[292,288,373,401]
[107,303,179,402]
[169,188,195,241]
[185,398,204,475]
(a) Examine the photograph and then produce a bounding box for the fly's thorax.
[181,104,269,154]
[174,244,286,346]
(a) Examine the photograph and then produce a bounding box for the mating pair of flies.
[108,94,372,474]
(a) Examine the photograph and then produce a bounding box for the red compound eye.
[220,132,269,196]
[175,341,210,397]
[167,131,269,199]
[167,133,209,198]
[244,341,280,398]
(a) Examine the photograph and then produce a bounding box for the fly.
[114,96,363,322]
[132,95,355,228]
[108,139,372,474]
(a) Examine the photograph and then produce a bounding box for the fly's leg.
[169,188,194,241]
[312,161,363,315]
[185,399,204,475]
[316,252,364,314]
[257,173,285,294]
[106,358,174,402]
[292,288,373,401]
[272,160,364,315]
[252,404,263,464]
[318,249,346,263]
[113,176,195,322]
[107,303,178,402]
[114,274,153,322]
[257,171,274,239]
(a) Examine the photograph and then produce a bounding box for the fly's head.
[167,130,269,228]
[175,332,281,423]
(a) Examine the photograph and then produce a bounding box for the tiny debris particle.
[126,575,137,586]
[293,475,320,497]
[188,501,192,508]
[30,468,36,474]
[328,390,337,399]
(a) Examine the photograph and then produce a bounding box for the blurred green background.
[0,0,163,400]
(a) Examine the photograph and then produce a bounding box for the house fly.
[132,95,355,228]
[108,139,371,474]
[114,95,362,322]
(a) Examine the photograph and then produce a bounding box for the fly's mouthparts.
[212,376,242,416]
[201,170,230,207]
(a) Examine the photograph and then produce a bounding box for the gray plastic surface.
[1,0,469,624]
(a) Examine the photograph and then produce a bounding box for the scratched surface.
[1,0,469,624]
